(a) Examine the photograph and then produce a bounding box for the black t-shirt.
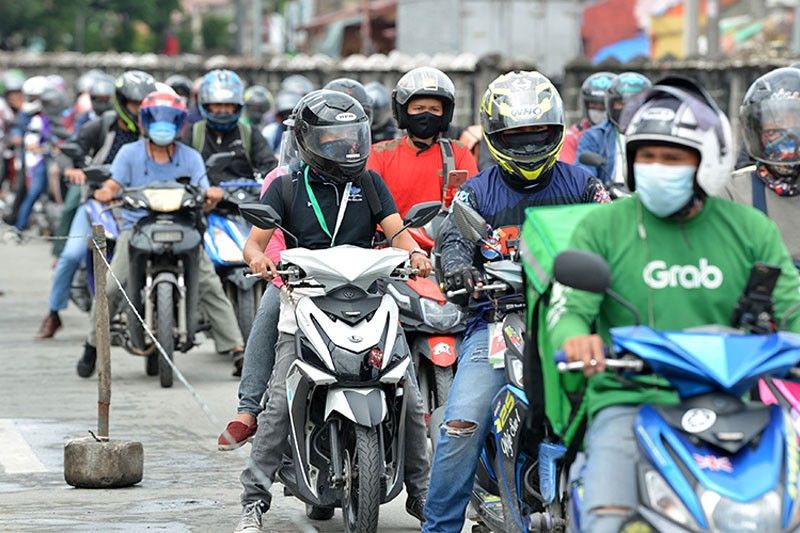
[260,167,397,249]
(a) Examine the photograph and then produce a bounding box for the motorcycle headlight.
[505,349,524,389]
[420,298,463,331]
[702,488,782,532]
[643,468,700,530]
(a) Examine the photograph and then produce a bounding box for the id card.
[488,322,506,369]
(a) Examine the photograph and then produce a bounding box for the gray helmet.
[76,69,106,94]
[365,81,392,129]
[275,90,303,116]
[280,74,315,96]
[90,75,116,115]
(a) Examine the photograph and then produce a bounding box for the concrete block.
[64,437,143,488]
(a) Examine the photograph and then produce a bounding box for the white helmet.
[154,81,178,96]
[624,77,734,196]
[21,76,53,114]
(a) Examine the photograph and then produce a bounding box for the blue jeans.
[423,327,507,533]
[15,162,47,231]
[48,203,90,312]
[237,283,281,417]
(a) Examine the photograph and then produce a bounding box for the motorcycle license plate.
[488,322,505,369]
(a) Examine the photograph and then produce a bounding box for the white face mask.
[587,109,606,126]
[634,163,697,217]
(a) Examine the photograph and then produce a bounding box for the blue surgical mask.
[148,121,178,146]
[634,163,696,217]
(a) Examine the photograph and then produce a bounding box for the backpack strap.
[751,170,768,215]
[237,122,253,166]
[438,138,456,185]
[192,121,206,153]
[280,171,296,227]
[361,170,383,218]
[90,111,120,165]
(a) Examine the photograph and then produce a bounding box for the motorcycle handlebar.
[446,281,509,298]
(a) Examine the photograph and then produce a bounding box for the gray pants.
[237,283,281,416]
[580,406,640,533]
[240,332,430,506]
[86,230,244,353]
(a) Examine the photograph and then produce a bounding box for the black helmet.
[280,74,315,96]
[294,90,371,183]
[581,72,616,125]
[165,74,193,99]
[365,81,392,129]
[323,78,373,122]
[243,85,273,122]
[605,72,651,129]
[114,70,157,133]
[391,67,455,131]
[741,67,800,179]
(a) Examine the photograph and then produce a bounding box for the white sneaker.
[234,501,267,533]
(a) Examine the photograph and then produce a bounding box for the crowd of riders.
[3,59,800,533]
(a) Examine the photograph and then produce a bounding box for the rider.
[368,67,478,218]
[234,90,433,532]
[35,71,156,339]
[185,69,276,186]
[559,71,616,164]
[423,71,610,533]
[365,80,397,142]
[241,85,273,131]
[726,67,800,263]
[575,71,651,185]
[75,90,244,377]
[548,77,800,532]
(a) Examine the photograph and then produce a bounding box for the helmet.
[275,90,303,116]
[392,67,455,131]
[624,76,734,196]
[21,76,53,114]
[90,76,116,115]
[76,69,106,94]
[198,69,245,131]
[365,81,392,129]
[2,69,25,94]
[279,74,315,96]
[480,71,565,187]
[41,86,68,118]
[581,72,616,125]
[165,74,193,99]
[741,67,800,179]
[606,72,651,129]
[139,91,188,141]
[114,70,158,134]
[47,75,66,93]
[293,90,371,183]
[243,85,274,122]
[323,78,373,121]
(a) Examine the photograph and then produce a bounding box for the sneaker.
[36,312,62,339]
[234,501,268,533]
[406,494,426,524]
[218,420,257,451]
[76,343,97,378]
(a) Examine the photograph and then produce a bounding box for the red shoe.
[218,421,257,451]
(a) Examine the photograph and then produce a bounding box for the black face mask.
[406,112,444,139]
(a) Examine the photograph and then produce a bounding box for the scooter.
[239,200,440,533]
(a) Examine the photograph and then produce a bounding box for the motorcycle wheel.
[342,425,381,533]
[433,366,454,408]
[156,283,175,388]
[236,286,256,341]
[145,353,158,376]
[305,503,335,521]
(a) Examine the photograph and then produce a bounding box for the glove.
[442,266,483,306]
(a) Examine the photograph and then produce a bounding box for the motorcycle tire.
[236,286,256,341]
[433,365,454,408]
[145,354,158,376]
[342,425,381,533]
[305,503,335,521]
[156,283,175,388]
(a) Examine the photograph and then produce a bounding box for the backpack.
[192,120,252,166]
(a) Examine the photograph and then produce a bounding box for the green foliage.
[201,14,234,54]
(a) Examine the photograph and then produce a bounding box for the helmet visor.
[742,99,800,165]
[140,106,187,129]
[305,122,371,164]
[482,89,563,135]
[489,125,563,161]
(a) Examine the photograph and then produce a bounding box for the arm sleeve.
[437,185,480,277]
[258,175,287,227]
[574,130,599,178]
[249,127,277,174]
[110,144,133,188]
[752,214,800,333]
[370,171,398,221]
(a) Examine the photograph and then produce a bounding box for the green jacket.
[547,195,800,420]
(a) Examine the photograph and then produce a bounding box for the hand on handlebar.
[562,334,606,377]
[204,186,224,211]
[410,253,432,278]
[93,188,115,204]
[249,253,278,280]
[65,168,86,185]
[443,267,483,305]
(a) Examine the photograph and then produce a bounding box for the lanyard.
[303,165,351,246]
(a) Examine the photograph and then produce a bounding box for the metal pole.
[706,0,720,58]
[92,224,111,440]
[253,0,263,59]
[684,0,700,57]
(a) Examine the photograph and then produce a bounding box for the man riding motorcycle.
[241,85,273,131]
[234,90,433,532]
[547,77,800,533]
[422,70,610,533]
[74,90,243,377]
[559,72,616,164]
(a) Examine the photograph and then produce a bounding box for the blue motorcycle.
[549,249,800,533]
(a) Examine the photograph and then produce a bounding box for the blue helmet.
[198,69,245,131]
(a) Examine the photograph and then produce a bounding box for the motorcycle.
[203,176,265,340]
[549,249,800,533]
[239,200,440,533]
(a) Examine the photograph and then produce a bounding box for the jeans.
[240,331,430,507]
[48,203,90,312]
[423,327,507,533]
[579,406,640,533]
[52,184,82,257]
[237,283,281,417]
[15,161,47,231]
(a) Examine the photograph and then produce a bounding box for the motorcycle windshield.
[611,326,800,397]
[280,246,409,292]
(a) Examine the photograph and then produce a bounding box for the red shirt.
[368,136,478,218]
[559,118,591,164]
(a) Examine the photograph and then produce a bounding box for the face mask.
[406,112,444,139]
[588,109,606,126]
[148,121,178,146]
[634,163,696,217]
[92,100,112,115]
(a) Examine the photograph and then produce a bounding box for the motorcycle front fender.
[414,335,457,367]
[325,388,387,427]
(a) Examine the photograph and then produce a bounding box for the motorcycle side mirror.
[553,249,610,294]
[578,151,607,167]
[452,198,489,243]
[239,203,300,245]
[60,142,85,160]
[206,151,235,173]
[403,201,441,229]
[176,176,191,185]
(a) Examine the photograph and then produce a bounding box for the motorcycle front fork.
[143,259,188,344]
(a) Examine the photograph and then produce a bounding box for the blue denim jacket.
[575,119,619,185]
